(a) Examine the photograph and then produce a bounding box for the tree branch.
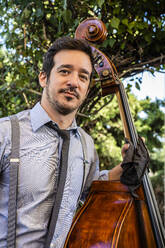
[25,88,42,95]
[119,67,154,78]
[92,95,114,116]
[138,54,165,66]
[22,92,30,108]
[119,55,165,78]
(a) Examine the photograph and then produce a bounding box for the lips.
[64,92,77,98]
[59,88,79,99]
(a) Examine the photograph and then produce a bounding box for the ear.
[39,72,47,88]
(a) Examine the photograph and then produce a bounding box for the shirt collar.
[30,102,78,132]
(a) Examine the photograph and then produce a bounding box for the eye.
[59,69,70,75]
[79,74,88,82]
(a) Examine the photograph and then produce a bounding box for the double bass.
[64,18,165,248]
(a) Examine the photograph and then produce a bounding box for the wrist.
[108,163,123,181]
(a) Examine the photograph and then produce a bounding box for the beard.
[45,84,82,115]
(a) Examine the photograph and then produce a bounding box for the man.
[0,37,127,247]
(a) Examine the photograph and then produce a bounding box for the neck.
[40,101,76,129]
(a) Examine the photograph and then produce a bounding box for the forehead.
[53,49,92,73]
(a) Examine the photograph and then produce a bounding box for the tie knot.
[58,129,70,140]
[46,121,70,140]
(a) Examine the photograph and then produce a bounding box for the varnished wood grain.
[64,181,156,248]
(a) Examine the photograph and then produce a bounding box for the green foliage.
[150,145,164,220]
[0,0,164,163]
[138,99,165,149]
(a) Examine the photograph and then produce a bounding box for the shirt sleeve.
[91,149,109,181]
[0,118,11,173]
[98,170,109,180]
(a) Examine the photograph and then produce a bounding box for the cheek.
[81,86,89,97]
[47,81,57,92]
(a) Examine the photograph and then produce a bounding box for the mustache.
[59,87,80,99]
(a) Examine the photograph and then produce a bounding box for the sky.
[125,72,165,143]
[127,72,165,101]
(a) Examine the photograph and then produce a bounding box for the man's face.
[39,49,92,115]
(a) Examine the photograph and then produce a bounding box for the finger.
[121,143,130,158]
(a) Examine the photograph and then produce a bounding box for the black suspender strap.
[7,115,20,248]
[77,127,89,205]
[78,127,88,167]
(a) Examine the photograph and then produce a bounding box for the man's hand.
[108,138,149,186]
[108,163,123,181]
[121,143,130,158]
[108,143,130,181]
[120,136,150,191]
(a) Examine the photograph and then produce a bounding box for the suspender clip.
[10,158,20,163]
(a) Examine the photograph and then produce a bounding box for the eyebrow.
[57,64,90,76]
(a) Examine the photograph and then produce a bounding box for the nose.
[66,72,79,88]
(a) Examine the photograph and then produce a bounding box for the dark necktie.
[45,122,70,247]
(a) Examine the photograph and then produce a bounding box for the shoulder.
[78,127,94,146]
[0,116,11,138]
[0,109,31,137]
[0,109,30,122]
[15,109,31,123]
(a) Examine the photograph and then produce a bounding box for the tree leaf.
[111,17,120,29]
[63,9,72,24]
[36,8,43,18]
[122,18,128,26]
[96,0,105,8]
[135,82,140,90]
[109,38,116,47]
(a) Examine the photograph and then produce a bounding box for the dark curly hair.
[42,36,94,81]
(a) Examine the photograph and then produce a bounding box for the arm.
[108,143,130,181]
[108,163,122,181]
[0,117,11,173]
